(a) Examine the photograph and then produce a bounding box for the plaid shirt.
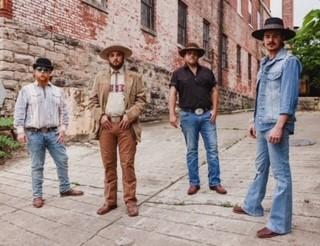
[14,81,68,134]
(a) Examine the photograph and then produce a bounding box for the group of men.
[13,17,301,238]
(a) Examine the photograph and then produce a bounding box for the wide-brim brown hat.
[99,45,132,60]
[179,43,205,57]
[252,17,296,41]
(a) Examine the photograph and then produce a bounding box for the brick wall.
[221,0,270,98]
[282,0,294,28]
[0,0,272,136]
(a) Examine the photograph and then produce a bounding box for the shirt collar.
[34,81,52,87]
[267,48,287,62]
[183,63,201,71]
[110,66,125,75]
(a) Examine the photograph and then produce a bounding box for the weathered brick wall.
[12,0,108,41]
[0,18,175,133]
[282,0,294,28]
[222,0,270,98]
[10,0,219,70]
[0,0,271,136]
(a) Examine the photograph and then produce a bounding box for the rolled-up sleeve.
[59,89,69,131]
[14,89,28,134]
[280,57,302,115]
[169,71,178,89]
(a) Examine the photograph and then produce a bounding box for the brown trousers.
[99,123,137,206]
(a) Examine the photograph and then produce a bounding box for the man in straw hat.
[14,58,84,208]
[233,17,302,238]
[89,45,146,217]
[169,43,227,196]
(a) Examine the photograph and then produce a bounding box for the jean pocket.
[179,111,190,118]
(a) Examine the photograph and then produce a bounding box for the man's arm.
[14,89,28,143]
[59,89,69,132]
[210,86,219,123]
[57,89,69,144]
[268,57,301,144]
[169,86,178,128]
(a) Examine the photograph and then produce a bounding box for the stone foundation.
[298,97,320,111]
[219,87,255,113]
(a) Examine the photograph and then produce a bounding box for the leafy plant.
[0,117,14,130]
[0,117,20,160]
[290,10,320,87]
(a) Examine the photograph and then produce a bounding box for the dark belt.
[26,127,58,133]
[181,107,211,115]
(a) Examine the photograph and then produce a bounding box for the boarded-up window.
[141,0,155,31]
[203,19,210,58]
[178,1,187,46]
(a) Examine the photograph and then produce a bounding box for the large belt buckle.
[40,127,48,133]
[194,108,204,115]
[110,116,122,123]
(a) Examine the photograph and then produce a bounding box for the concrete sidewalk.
[0,112,319,246]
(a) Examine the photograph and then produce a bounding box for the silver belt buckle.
[110,116,122,123]
[194,108,204,115]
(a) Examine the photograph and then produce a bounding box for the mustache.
[267,42,275,45]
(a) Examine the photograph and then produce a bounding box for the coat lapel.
[124,71,133,107]
[99,70,111,112]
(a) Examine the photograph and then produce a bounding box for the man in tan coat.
[89,45,146,217]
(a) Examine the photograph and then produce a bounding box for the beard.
[109,61,124,70]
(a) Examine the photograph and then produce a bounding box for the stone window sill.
[177,43,185,49]
[141,26,157,37]
[82,0,108,14]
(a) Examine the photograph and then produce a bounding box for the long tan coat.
[88,68,146,141]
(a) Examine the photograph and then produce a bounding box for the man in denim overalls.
[233,17,302,238]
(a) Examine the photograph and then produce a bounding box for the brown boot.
[96,204,117,215]
[257,227,281,238]
[209,184,227,194]
[233,205,248,215]
[60,188,84,197]
[33,197,45,208]
[187,185,200,195]
[126,203,139,217]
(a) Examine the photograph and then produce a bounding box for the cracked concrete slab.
[0,112,319,245]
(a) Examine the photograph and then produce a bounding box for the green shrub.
[0,117,20,160]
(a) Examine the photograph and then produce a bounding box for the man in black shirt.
[169,43,227,195]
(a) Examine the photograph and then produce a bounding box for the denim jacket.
[254,48,302,134]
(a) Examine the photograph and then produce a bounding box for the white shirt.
[105,67,126,116]
[14,81,68,134]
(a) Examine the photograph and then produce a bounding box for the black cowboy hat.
[32,58,54,70]
[179,43,205,57]
[252,17,296,41]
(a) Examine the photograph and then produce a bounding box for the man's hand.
[268,125,284,144]
[100,115,112,130]
[119,114,130,130]
[17,133,27,144]
[57,130,66,144]
[210,111,217,124]
[248,123,256,138]
[169,114,179,128]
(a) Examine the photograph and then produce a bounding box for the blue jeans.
[26,129,71,198]
[180,110,221,186]
[243,129,292,234]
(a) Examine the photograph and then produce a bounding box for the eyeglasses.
[35,67,51,73]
